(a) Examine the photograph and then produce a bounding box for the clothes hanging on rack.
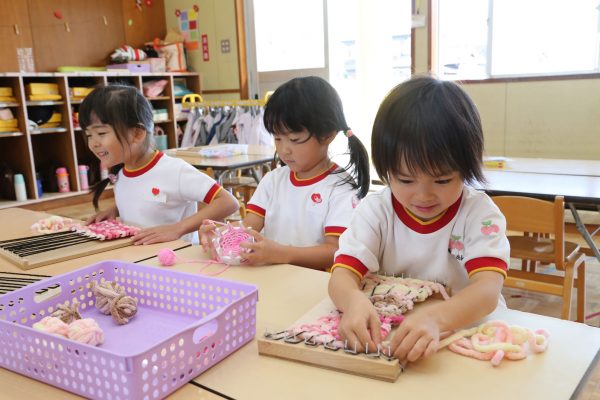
[180,104,272,147]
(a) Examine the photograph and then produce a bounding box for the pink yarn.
[158,248,177,266]
[212,224,253,265]
[32,316,69,337]
[68,318,104,346]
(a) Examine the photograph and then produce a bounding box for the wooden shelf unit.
[0,71,200,209]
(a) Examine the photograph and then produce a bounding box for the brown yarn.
[110,294,138,325]
[90,280,137,324]
[91,280,125,315]
[51,299,82,323]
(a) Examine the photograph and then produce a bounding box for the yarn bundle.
[51,299,82,323]
[32,315,104,346]
[91,280,138,325]
[440,320,549,366]
[30,215,73,233]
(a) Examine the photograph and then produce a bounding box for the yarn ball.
[51,299,82,323]
[110,294,138,325]
[68,318,104,346]
[91,280,125,315]
[32,316,69,337]
[158,248,177,266]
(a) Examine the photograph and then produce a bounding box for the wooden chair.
[492,195,586,322]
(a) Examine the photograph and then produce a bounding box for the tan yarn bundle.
[51,299,82,323]
[90,281,138,325]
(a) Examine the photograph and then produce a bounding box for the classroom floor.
[42,199,600,398]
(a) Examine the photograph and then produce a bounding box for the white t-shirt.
[247,164,360,246]
[114,151,222,242]
[333,186,510,298]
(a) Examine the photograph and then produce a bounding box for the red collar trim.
[392,191,462,234]
[290,164,338,187]
[123,151,164,177]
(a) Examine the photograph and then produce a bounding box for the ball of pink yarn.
[158,248,177,266]
[32,316,69,337]
[68,318,104,346]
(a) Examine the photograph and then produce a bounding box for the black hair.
[78,84,154,209]
[263,76,370,198]
[372,75,485,185]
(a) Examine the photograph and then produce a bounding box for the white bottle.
[13,173,27,201]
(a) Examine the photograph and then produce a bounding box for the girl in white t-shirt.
[80,85,239,244]
[329,76,510,364]
[201,76,370,270]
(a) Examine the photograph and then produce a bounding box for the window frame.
[429,0,600,84]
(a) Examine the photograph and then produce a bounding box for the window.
[253,0,325,72]
[436,0,600,80]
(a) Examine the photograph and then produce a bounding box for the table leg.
[568,203,600,261]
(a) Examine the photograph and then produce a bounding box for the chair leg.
[576,261,586,323]
[561,266,575,321]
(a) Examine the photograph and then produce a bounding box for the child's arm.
[239,230,339,270]
[85,205,119,224]
[328,267,382,352]
[389,270,503,363]
[133,189,239,245]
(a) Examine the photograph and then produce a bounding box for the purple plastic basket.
[0,260,258,400]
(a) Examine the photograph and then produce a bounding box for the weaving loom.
[258,274,449,381]
[0,220,139,270]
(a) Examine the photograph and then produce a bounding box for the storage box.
[148,57,166,73]
[0,260,258,400]
[0,87,13,97]
[106,61,151,73]
[26,83,59,96]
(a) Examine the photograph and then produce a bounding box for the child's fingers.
[244,228,263,241]
[367,313,383,345]
[392,330,419,361]
[405,336,432,362]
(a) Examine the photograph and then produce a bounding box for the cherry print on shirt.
[481,220,500,235]
[152,187,160,196]
[311,193,322,204]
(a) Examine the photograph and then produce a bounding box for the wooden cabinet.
[0,71,200,209]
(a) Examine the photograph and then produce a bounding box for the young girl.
[80,85,239,245]
[202,76,370,270]
[329,76,510,363]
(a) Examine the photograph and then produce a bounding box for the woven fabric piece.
[286,274,449,349]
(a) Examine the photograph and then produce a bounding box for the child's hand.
[389,309,440,363]
[132,224,183,245]
[199,220,218,260]
[337,291,381,353]
[85,206,118,225]
[238,229,287,265]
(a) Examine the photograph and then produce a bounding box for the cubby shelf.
[0,71,201,209]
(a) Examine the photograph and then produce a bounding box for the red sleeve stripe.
[324,226,346,236]
[332,255,369,278]
[203,184,222,204]
[246,204,266,217]
[465,257,507,276]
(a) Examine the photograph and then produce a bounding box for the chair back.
[492,195,566,268]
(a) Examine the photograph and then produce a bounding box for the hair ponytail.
[92,163,123,210]
[342,129,370,199]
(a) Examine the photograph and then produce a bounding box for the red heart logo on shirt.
[152,187,160,196]
[311,193,322,204]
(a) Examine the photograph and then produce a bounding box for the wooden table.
[167,145,275,184]
[480,157,600,260]
[149,246,600,400]
[2,242,599,399]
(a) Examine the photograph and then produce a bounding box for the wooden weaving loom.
[0,221,138,270]
[258,275,449,382]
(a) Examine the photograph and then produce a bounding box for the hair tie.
[344,129,354,138]
[108,174,118,184]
